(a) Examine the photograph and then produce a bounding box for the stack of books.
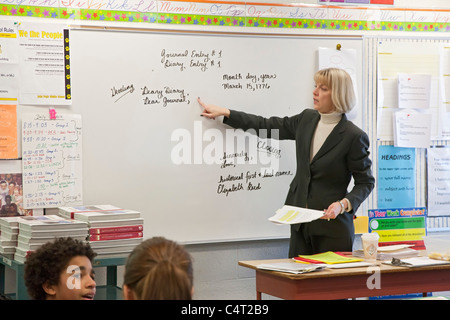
[58,205,144,259]
[0,217,22,260]
[58,205,122,219]
[14,215,89,263]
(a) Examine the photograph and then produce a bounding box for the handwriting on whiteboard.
[160,48,223,72]
[22,113,83,209]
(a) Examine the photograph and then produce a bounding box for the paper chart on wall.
[22,113,82,209]
[440,45,450,139]
[393,109,432,148]
[427,147,450,217]
[377,41,441,141]
[398,73,431,109]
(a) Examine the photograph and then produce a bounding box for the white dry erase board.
[69,28,363,243]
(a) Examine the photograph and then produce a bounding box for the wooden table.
[238,258,450,300]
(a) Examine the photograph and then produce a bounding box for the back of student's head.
[123,237,193,300]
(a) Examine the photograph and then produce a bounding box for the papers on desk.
[269,205,323,225]
[383,256,450,268]
[324,261,374,269]
[257,262,325,274]
[294,251,364,264]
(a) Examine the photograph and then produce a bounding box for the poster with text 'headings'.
[22,113,82,209]
[377,145,416,209]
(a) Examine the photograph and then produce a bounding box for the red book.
[89,231,143,241]
[89,225,143,235]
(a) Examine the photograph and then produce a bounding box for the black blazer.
[224,108,375,237]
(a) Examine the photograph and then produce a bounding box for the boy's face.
[44,255,96,300]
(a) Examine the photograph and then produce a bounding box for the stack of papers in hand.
[257,262,325,274]
[269,205,324,225]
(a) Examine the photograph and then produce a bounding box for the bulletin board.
[364,36,450,232]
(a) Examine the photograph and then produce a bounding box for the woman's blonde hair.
[314,68,356,114]
[123,237,193,300]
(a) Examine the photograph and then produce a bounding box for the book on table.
[58,205,122,219]
[89,231,143,241]
[73,209,141,222]
[89,223,143,235]
[17,234,87,251]
[18,215,88,231]
[0,216,27,229]
[11,215,88,263]
[88,218,143,229]
[88,238,143,258]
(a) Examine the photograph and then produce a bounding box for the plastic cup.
[361,232,379,262]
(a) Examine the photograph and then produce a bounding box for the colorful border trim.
[1,2,450,32]
[318,0,394,5]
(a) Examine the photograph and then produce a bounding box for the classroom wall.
[2,0,450,300]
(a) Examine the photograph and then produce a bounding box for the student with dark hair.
[24,237,97,300]
[123,237,193,300]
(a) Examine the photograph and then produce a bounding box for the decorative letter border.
[1,1,449,33]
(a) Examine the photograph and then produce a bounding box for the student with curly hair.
[24,237,97,300]
[123,237,193,300]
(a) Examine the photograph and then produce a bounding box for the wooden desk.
[239,259,450,300]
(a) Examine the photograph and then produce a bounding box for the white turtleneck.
[310,111,342,162]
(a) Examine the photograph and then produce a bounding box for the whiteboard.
[69,28,363,243]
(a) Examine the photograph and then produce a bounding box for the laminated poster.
[377,145,415,209]
[368,207,426,249]
[17,22,71,105]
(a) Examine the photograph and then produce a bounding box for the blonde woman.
[198,68,375,257]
